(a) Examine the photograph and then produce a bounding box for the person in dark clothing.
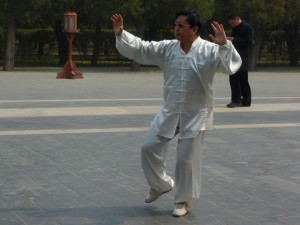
[227,15,253,108]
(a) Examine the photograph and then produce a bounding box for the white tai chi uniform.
[115,30,241,207]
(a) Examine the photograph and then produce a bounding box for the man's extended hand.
[111,14,124,36]
[209,21,227,45]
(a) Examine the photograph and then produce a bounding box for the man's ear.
[194,26,199,34]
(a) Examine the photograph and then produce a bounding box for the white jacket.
[116,30,241,139]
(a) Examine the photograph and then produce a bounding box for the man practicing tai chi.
[111,10,241,217]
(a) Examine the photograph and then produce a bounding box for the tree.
[39,0,82,66]
[2,0,48,71]
[2,0,15,71]
[281,0,300,66]
[76,0,119,66]
[1,0,297,68]
[118,0,215,71]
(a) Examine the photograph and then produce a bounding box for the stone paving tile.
[0,69,299,224]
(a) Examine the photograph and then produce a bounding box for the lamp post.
[57,12,83,79]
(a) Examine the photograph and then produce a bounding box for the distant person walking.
[111,10,241,217]
[227,15,253,108]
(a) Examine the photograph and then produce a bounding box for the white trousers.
[141,127,205,207]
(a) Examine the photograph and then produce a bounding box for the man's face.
[174,15,196,42]
[228,18,240,28]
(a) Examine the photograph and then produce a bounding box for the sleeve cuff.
[219,40,231,50]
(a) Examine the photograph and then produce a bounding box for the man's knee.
[141,141,153,155]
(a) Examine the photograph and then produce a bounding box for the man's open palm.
[209,21,227,45]
[111,14,123,36]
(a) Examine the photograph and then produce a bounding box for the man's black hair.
[227,14,241,20]
[176,9,202,35]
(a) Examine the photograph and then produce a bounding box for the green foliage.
[0,27,4,42]
[15,28,54,43]
[282,0,300,24]
[184,0,215,22]
[0,0,298,67]
[215,0,286,30]
[76,0,120,29]
[120,0,145,20]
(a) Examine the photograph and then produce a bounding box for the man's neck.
[181,36,198,54]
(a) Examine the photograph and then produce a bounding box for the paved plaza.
[0,67,299,225]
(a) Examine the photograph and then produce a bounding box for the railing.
[0,39,296,67]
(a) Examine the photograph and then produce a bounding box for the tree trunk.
[131,22,146,71]
[249,32,262,70]
[91,23,101,66]
[54,20,68,66]
[284,20,299,66]
[3,1,16,71]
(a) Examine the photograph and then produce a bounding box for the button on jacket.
[116,31,241,139]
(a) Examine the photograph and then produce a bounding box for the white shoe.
[145,179,174,203]
[172,202,188,217]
